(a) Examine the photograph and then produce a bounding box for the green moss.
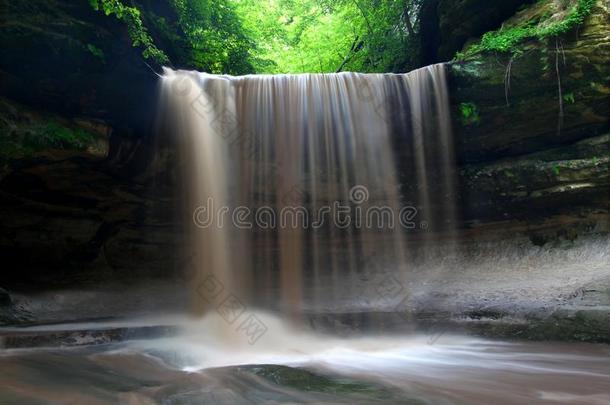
[241,365,398,400]
[459,0,595,58]
[37,122,96,150]
[552,164,561,175]
[459,102,481,126]
[0,120,97,161]
[475,24,536,54]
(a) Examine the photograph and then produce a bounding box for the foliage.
[85,0,428,74]
[563,92,575,104]
[536,0,595,38]
[552,164,561,175]
[89,0,258,74]
[38,122,96,150]
[232,0,423,73]
[0,121,97,161]
[459,102,480,126]
[89,0,169,64]
[170,0,256,74]
[86,0,594,73]
[462,0,595,57]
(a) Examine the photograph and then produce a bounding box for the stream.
[2,315,610,404]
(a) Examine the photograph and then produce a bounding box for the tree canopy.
[232,0,423,73]
[90,0,423,74]
[90,0,593,75]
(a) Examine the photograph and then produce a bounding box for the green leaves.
[475,25,536,54]
[171,0,256,74]
[89,0,169,64]
[459,102,481,126]
[39,122,96,150]
[536,0,595,39]
[563,92,575,104]
[232,0,422,73]
[89,0,423,74]
[463,0,595,57]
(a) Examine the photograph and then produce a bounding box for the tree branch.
[336,36,361,73]
[403,1,416,37]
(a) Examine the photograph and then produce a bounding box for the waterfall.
[160,64,456,324]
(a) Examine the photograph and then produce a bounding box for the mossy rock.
[449,0,610,163]
[237,364,425,403]
[434,0,536,62]
[0,97,107,167]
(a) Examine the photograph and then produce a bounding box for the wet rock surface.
[0,287,11,306]
[0,150,183,287]
[0,0,164,134]
[449,1,609,162]
[421,0,536,64]
[1,331,610,404]
[458,134,610,223]
[448,1,609,226]
[0,325,178,349]
[238,365,401,401]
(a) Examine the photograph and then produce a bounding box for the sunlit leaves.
[232,0,422,73]
[89,0,169,64]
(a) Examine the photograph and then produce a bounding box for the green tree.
[91,0,425,74]
[90,0,259,74]
[233,0,423,73]
[171,0,257,74]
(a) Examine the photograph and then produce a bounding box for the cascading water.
[160,64,457,326]
[3,66,610,405]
